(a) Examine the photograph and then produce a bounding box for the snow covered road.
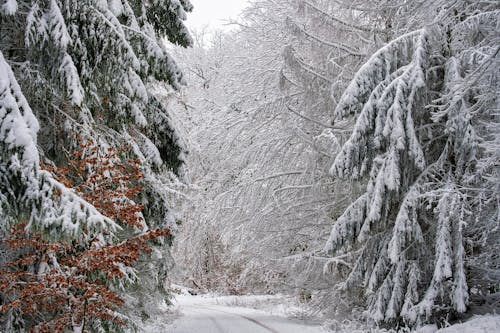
[167,295,325,333]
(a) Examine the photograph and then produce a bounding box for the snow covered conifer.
[0,50,115,235]
[324,2,499,327]
[1,0,192,330]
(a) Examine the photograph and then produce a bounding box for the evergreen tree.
[323,1,499,326]
[1,0,192,330]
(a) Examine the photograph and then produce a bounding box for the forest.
[0,0,498,332]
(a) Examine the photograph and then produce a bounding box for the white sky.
[186,0,251,32]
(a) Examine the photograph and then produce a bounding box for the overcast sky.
[186,0,251,32]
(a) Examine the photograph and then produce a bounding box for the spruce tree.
[323,1,499,327]
[1,0,192,330]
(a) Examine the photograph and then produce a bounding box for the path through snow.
[165,294,326,333]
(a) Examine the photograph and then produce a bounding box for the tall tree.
[1,0,192,330]
[170,0,379,294]
[323,0,499,326]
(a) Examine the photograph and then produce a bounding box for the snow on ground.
[412,315,500,333]
[325,315,500,333]
[162,293,325,333]
[140,287,500,333]
[210,294,316,319]
[435,315,500,333]
[134,299,181,333]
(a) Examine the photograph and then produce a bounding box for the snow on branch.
[334,29,424,119]
[0,50,117,238]
[331,29,428,180]
[322,14,499,323]
[0,0,17,16]
[0,51,40,168]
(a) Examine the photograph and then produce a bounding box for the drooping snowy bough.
[1,0,192,330]
[0,51,117,237]
[324,6,499,326]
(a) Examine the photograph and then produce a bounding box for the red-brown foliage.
[0,139,171,332]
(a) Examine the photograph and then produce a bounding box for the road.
[167,295,326,333]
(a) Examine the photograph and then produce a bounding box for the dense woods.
[171,0,499,330]
[1,0,498,332]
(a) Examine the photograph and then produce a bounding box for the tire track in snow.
[208,315,227,333]
[235,313,280,333]
[186,304,279,333]
[183,306,227,333]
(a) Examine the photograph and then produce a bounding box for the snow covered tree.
[323,1,499,327]
[1,0,192,330]
[0,50,115,239]
[169,0,378,296]
[0,142,171,331]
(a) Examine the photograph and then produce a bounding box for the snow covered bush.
[323,2,499,327]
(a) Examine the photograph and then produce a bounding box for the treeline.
[172,0,499,330]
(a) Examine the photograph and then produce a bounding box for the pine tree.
[323,2,499,326]
[1,0,192,330]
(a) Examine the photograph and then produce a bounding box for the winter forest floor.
[144,290,500,333]
[161,294,325,333]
